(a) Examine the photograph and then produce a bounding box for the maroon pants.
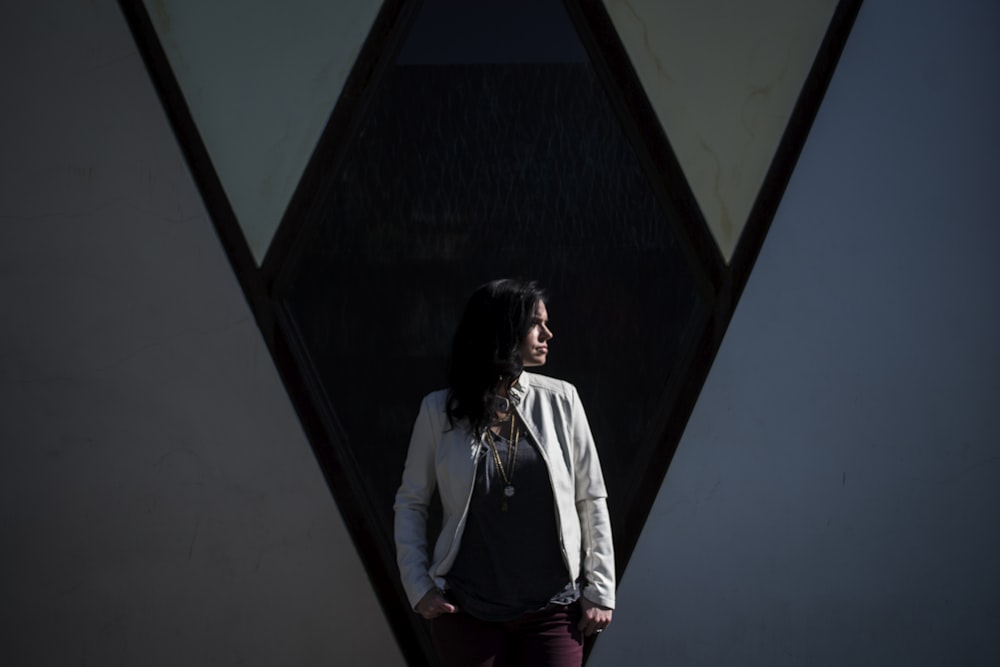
[429,601,584,667]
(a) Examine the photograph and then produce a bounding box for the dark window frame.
[118,1,863,663]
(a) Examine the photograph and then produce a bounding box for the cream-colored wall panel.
[145,0,383,262]
[1,0,404,663]
[603,0,837,261]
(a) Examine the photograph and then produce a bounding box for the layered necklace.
[483,412,520,512]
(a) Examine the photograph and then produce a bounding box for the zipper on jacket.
[515,405,573,576]
[431,439,483,578]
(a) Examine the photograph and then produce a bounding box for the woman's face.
[519,300,553,367]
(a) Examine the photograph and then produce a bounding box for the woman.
[394,279,615,666]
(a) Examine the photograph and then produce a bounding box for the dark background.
[281,58,704,549]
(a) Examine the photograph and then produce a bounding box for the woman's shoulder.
[420,388,450,412]
[412,389,451,434]
[520,371,578,398]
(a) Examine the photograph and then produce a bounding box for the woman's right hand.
[415,588,458,619]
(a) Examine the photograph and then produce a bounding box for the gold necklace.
[484,413,519,511]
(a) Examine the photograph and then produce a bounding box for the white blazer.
[394,371,616,610]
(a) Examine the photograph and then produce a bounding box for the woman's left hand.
[578,597,613,636]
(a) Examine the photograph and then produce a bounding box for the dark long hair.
[446,279,547,436]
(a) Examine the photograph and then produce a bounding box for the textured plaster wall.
[2,1,998,666]
[591,1,1000,665]
[0,2,402,665]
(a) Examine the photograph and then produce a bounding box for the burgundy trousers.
[429,601,584,667]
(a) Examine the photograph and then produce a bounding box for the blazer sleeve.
[393,394,440,609]
[570,384,616,609]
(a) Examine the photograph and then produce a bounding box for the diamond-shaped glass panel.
[276,0,710,650]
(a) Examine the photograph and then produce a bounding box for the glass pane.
[279,0,708,552]
[603,0,839,259]
[144,0,383,262]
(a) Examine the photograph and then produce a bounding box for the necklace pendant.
[504,485,515,498]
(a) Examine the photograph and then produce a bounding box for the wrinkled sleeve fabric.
[570,385,616,609]
[393,394,439,609]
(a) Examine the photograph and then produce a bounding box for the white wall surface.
[0,2,402,665]
[3,1,997,666]
[591,0,1000,665]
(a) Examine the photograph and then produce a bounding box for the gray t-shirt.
[445,429,578,621]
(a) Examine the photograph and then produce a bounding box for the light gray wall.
[2,1,997,666]
[592,0,1000,665]
[0,2,402,665]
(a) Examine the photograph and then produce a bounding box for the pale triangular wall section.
[603,0,838,261]
[144,0,383,263]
